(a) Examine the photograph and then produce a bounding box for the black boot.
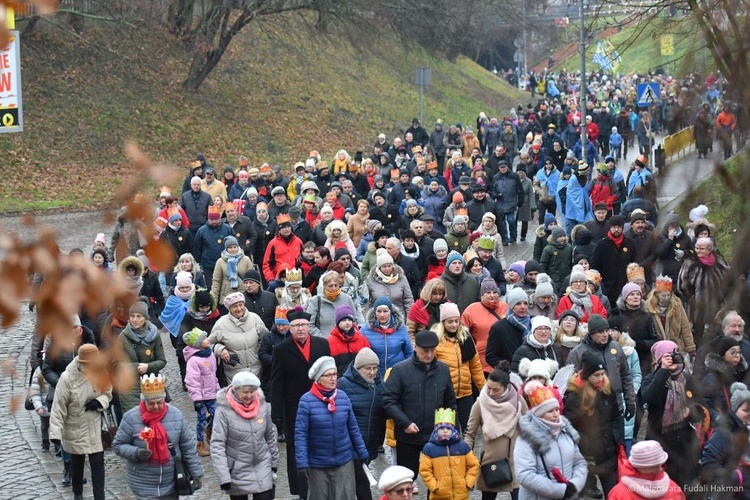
[41,439,50,451]
[277,431,286,443]
[62,462,71,487]
[74,495,83,500]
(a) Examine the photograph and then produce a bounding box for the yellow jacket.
[435,336,486,399]
[419,431,479,499]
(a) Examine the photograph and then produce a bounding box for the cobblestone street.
[0,212,537,499]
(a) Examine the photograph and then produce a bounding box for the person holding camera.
[640,340,701,491]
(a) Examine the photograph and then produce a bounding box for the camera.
[670,350,684,365]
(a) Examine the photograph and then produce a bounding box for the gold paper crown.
[654,275,673,293]
[208,205,222,217]
[275,307,289,322]
[477,235,496,251]
[159,186,172,197]
[140,374,166,399]
[166,206,180,217]
[626,263,645,283]
[455,208,469,217]
[434,408,456,426]
[285,268,303,284]
[427,161,438,170]
[276,213,291,226]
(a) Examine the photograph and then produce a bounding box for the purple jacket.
[183,346,220,402]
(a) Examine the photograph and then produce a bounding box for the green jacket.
[539,241,573,291]
[117,323,167,412]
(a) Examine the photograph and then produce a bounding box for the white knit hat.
[232,371,261,388]
[378,465,414,492]
[308,356,337,381]
[376,248,394,268]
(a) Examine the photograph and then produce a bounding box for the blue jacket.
[112,404,204,499]
[565,175,593,223]
[337,363,386,460]
[535,166,560,196]
[192,222,234,274]
[356,232,373,262]
[361,307,414,378]
[422,185,448,231]
[295,389,368,469]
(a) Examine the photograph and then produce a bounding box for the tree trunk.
[168,0,196,36]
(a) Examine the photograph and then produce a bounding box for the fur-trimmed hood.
[535,224,549,238]
[118,255,144,276]
[325,219,349,240]
[518,412,579,454]
[616,331,637,356]
[705,352,748,379]
[616,296,648,313]
[365,303,404,328]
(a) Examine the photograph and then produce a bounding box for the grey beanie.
[224,236,239,250]
[534,273,555,297]
[587,314,609,335]
[354,348,380,370]
[506,287,529,310]
[731,382,750,412]
[308,356,337,381]
[433,238,448,253]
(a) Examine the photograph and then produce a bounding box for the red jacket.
[327,325,371,374]
[262,233,304,282]
[586,121,600,143]
[556,293,608,323]
[589,174,618,211]
[609,470,685,500]
[158,206,190,229]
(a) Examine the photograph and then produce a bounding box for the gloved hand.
[220,483,232,491]
[564,483,577,499]
[84,399,103,412]
[298,468,309,482]
[193,477,202,490]
[675,249,685,260]
[272,467,278,481]
[194,401,202,412]
[136,448,152,462]
[624,405,635,420]
[227,354,241,366]
[28,302,36,312]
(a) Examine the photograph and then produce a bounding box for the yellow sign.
[661,35,674,56]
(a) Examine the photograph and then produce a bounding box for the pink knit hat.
[651,340,679,364]
[440,302,460,322]
[621,282,642,300]
[629,440,668,468]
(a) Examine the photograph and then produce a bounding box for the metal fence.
[663,126,695,161]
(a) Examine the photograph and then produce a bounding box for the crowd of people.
[26,98,750,500]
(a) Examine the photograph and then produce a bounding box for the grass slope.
[555,18,709,76]
[0,18,523,213]
[677,156,749,261]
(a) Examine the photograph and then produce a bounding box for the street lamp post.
[579,0,588,157]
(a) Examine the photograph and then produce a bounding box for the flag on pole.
[592,40,622,74]
[605,39,622,73]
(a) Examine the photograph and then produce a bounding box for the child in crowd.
[28,365,51,451]
[182,327,220,457]
[420,408,479,499]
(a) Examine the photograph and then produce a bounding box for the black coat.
[641,366,701,488]
[701,353,749,422]
[243,289,279,330]
[180,190,213,231]
[608,298,660,374]
[42,326,96,405]
[251,220,276,270]
[382,354,456,446]
[466,198,496,231]
[270,335,330,494]
[393,254,423,299]
[290,219,313,244]
[486,317,530,369]
[337,363,386,460]
[563,381,623,474]
[700,412,750,499]
[223,215,258,259]
[258,326,290,395]
[510,338,560,373]
[654,226,693,283]
[590,235,637,305]
[160,225,193,262]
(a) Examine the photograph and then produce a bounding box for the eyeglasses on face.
[290,323,310,329]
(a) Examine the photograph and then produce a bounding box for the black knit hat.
[194,289,213,308]
[714,336,740,356]
[525,260,541,275]
[581,351,606,379]
[587,314,609,335]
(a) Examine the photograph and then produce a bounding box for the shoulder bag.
[167,440,195,495]
[480,435,513,487]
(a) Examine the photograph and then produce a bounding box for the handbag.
[168,440,195,496]
[24,386,35,411]
[101,407,118,450]
[480,436,513,487]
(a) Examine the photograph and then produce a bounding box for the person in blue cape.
[565,162,594,236]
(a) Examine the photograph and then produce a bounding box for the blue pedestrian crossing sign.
[637,83,660,108]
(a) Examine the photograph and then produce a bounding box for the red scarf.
[139,401,170,465]
[608,230,624,249]
[310,382,337,413]
[699,253,716,266]
[227,387,260,419]
[294,336,311,362]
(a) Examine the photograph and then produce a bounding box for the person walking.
[295,356,369,499]
[49,344,112,500]
[211,371,279,500]
[112,374,204,498]
[182,328,220,458]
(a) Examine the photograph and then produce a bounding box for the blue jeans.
[564,218,582,237]
[498,211,517,242]
[196,399,216,442]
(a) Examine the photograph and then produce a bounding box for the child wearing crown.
[419,408,479,499]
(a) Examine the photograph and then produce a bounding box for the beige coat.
[49,357,113,455]
[465,388,528,493]
[209,310,269,381]
[212,252,254,305]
